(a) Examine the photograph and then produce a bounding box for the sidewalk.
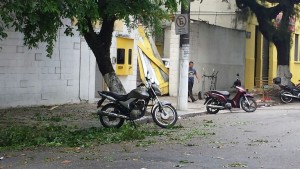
[155,94,280,119]
[158,96,207,118]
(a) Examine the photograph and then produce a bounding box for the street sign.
[175,14,189,35]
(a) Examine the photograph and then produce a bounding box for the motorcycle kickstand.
[129,120,137,128]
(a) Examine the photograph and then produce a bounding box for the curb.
[179,111,207,118]
[136,99,282,125]
[135,111,207,125]
[256,100,281,107]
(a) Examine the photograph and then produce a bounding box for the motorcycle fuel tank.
[127,87,149,99]
[152,84,162,96]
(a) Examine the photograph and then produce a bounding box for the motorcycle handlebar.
[137,83,145,87]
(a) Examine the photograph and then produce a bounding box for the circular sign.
[176,15,187,28]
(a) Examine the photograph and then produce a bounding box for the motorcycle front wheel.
[152,104,178,128]
[206,99,220,114]
[280,91,293,103]
[99,103,125,128]
[240,97,257,112]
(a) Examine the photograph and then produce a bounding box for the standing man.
[188,61,200,102]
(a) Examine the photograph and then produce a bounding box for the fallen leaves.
[61,160,72,164]
[226,162,248,168]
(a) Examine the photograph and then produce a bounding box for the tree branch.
[261,0,300,4]
[86,17,95,33]
[292,0,300,4]
[268,4,284,19]
[82,17,99,49]
[236,0,277,41]
[264,0,282,3]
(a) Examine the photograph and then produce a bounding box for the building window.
[128,49,132,65]
[117,48,125,64]
[295,34,299,62]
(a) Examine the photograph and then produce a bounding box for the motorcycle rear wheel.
[206,99,220,114]
[240,97,257,112]
[99,103,125,128]
[280,92,293,104]
[152,104,178,128]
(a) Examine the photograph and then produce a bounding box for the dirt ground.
[0,87,283,129]
[0,103,101,128]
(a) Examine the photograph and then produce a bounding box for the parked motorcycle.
[204,74,257,114]
[273,77,300,103]
[97,75,178,128]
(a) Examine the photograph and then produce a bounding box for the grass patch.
[0,123,165,151]
[203,119,216,127]
[136,140,157,147]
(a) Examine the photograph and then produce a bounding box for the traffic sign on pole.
[175,14,189,35]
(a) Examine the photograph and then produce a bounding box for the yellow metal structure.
[116,37,134,75]
[137,26,169,95]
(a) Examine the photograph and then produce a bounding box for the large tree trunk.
[277,65,292,86]
[273,31,292,85]
[83,17,126,94]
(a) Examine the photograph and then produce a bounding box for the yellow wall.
[116,37,134,75]
[244,15,300,90]
[269,43,277,81]
[244,23,256,90]
[155,43,164,57]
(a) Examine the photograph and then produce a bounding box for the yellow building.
[244,16,300,91]
[188,0,300,91]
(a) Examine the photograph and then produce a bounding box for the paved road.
[1,104,300,169]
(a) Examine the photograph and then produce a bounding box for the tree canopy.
[0,0,184,56]
[0,0,185,93]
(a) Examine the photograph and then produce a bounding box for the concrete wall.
[163,23,180,96]
[190,0,246,30]
[189,21,246,93]
[0,27,85,107]
[0,21,139,108]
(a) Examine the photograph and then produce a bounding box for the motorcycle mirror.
[145,71,150,80]
[237,73,239,77]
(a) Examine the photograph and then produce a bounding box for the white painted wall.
[0,21,139,108]
[0,27,84,107]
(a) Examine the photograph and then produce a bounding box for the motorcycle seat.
[101,91,128,101]
[211,90,230,96]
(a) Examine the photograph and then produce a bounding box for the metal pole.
[177,1,190,111]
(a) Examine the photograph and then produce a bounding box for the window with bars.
[117,48,125,64]
[295,34,299,62]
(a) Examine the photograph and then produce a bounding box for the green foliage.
[0,0,185,57]
[0,123,165,151]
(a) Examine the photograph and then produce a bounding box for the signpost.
[177,2,190,111]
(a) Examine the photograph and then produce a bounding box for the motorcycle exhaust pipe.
[97,110,129,119]
[281,94,299,98]
[207,105,224,109]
